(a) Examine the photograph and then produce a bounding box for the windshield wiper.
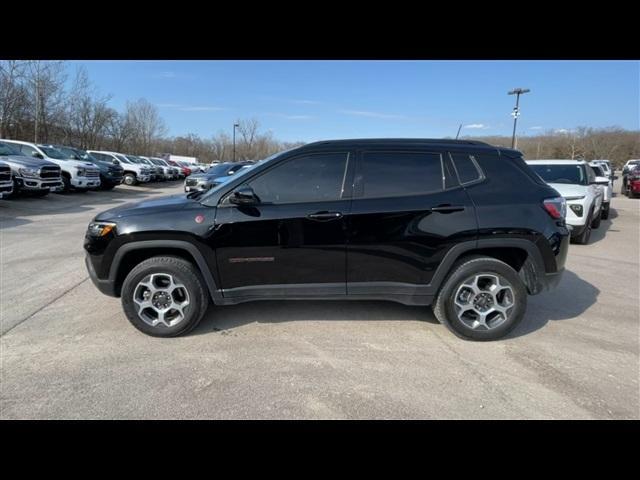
[186,190,206,200]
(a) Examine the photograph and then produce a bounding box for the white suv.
[526,160,605,245]
[589,162,613,219]
[87,151,151,185]
[2,139,101,192]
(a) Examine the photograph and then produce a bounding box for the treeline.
[0,61,303,163]
[463,127,640,169]
[2,61,638,167]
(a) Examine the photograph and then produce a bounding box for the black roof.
[301,138,492,148]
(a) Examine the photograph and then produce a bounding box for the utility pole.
[34,64,40,143]
[232,122,239,162]
[508,88,530,149]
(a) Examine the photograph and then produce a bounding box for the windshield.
[55,146,88,162]
[529,164,588,185]
[207,163,234,176]
[39,146,69,160]
[116,154,131,164]
[126,155,142,164]
[0,142,20,156]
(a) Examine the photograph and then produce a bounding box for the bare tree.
[26,61,67,143]
[125,98,168,154]
[236,117,260,160]
[0,60,30,138]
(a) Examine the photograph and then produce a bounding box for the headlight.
[19,167,39,178]
[76,167,86,176]
[87,222,116,237]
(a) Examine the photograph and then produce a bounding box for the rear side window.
[449,152,483,184]
[359,151,444,198]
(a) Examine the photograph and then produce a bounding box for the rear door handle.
[307,211,343,221]
[430,204,465,213]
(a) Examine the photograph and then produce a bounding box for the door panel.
[346,189,477,294]
[211,151,353,297]
[214,200,350,294]
[346,149,477,296]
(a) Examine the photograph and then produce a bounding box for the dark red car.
[167,160,191,178]
[622,164,640,198]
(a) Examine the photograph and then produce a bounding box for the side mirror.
[594,176,610,185]
[112,159,119,164]
[229,186,258,205]
[32,152,43,159]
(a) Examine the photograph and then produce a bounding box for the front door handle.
[307,211,343,221]
[430,204,465,213]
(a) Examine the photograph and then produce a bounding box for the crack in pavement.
[1,277,90,337]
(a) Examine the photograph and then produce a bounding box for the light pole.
[508,88,530,149]
[232,122,239,162]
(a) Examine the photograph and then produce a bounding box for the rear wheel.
[121,256,209,337]
[601,203,609,220]
[433,256,527,341]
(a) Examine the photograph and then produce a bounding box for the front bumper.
[16,176,63,191]
[0,180,13,197]
[137,174,151,183]
[85,254,117,297]
[71,176,101,189]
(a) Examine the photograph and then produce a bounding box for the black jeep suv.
[85,139,569,340]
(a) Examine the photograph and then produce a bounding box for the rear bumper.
[0,181,13,197]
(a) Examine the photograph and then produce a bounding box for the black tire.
[123,173,137,186]
[432,256,528,341]
[101,183,117,191]
[572,209,593,245]
[121,256,209,337]
[29,189,50,198]
[601,203,609,220]
[60,174,71,193]
[591,207,602,229]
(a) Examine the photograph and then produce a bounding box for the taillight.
[543,197,566,220]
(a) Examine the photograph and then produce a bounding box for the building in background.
[161,154,198,165]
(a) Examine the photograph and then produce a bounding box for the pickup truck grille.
[0,165,11,182]
[141,168,150,175]
[40,166,61,179]
[155,167,163,175]
[185,178,198,187]
[85,169,100,178]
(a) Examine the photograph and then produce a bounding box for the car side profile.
[87,151,152,185]
[53,145,124,190]
[589,163,613,219]
[85,139,569,341]
[526,160,605,244]
[622,164,640,198]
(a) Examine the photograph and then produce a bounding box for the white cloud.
[339,109,406,119]
[555,128,571,134]
[529,126,543,130]
[464,123,490,129]
[263,112,314,120]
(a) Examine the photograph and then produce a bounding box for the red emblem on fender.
[195,214,205,224]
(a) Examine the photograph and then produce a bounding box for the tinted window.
[0,142,20,156]
[248,153,348,204]
[450,152,482,184]
[591,166,604,177]
[19,144,39,157]
[359,151,443,198]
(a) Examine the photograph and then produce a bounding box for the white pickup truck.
[1,139,100,192]
[88,151,152,186]
[589,162,613,219]
[526,160,606,245]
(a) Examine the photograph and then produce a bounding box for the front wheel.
[121,256,210,337]
[601,203,610,220]
[591,206,602,229]
[123,173,137,186]
[432,256,527,341]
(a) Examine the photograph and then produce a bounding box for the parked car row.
[0,138,195,199]
[525,159,617,244]
[184,161,255,193]
[621,160,640,198]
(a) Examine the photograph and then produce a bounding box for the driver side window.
[247,153,349,205]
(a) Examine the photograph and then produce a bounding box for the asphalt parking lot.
[0,181,638,419]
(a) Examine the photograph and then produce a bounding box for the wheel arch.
[428,239,546,296]
[109,240,222,304]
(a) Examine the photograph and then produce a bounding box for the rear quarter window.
[449,152,483,184]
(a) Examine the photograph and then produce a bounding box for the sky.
[68,60,639,142]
